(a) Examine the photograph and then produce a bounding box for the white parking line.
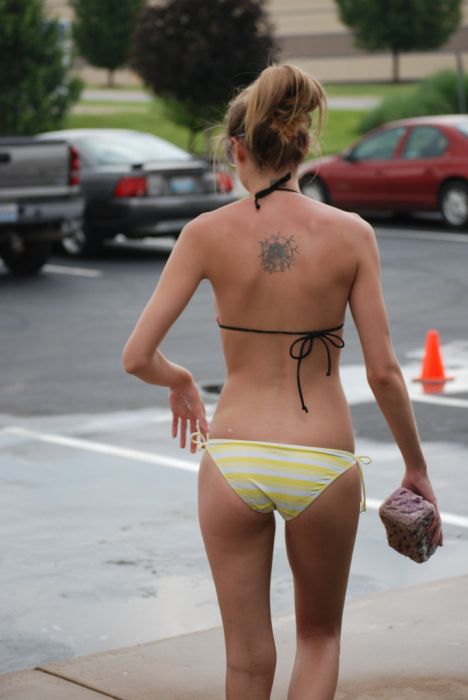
[3,425,467,529]
[43,264,102,278]
[366,498,468,529]
[3,426,198,472]
[375,228,468,244]
[410,394,468,408]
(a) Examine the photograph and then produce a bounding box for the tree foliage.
[335,0,463,82]
[71,0,145,86]
[360,70,468,133]
[0,0,82,136]
[130,0,279,148]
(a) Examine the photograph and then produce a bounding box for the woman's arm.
[122,217,210,450]
[348,219,442,547]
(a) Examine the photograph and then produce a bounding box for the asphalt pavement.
[1,220,468,677]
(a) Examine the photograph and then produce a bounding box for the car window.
[352,127,406,161]
[401,126,448,159]
[75,133,192,165]
[455,122,468,138]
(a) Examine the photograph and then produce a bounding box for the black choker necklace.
[254,172,299,210]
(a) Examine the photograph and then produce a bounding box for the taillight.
[216,172,233,193]
[113,176,148,198]
[69,145,80,186]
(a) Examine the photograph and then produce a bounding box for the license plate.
[169,176,196,194]
[0,203,18,223]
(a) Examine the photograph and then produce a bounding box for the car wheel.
[2,239,52,275]
[439,180,468,230]
[300,174,328,203]
[60,218,103,257]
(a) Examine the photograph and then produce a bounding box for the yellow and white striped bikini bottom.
[192,434,372,521]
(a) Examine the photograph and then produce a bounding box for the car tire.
[59,218,103,258]
[439,180,468,230]
[299,174,328,203]
[2,239,52,275]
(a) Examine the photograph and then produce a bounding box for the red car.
[299,115,468,229]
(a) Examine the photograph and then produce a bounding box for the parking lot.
[1,221,468,674]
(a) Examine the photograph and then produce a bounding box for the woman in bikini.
[123,64,443,700]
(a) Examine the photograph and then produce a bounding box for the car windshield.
[75,132,192,165]
[455,122,468,138]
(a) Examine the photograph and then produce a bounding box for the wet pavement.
[1,353,468,673]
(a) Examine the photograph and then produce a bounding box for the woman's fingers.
[434,522,442,548]
[171,395,209,451]
[190,416,197,453]
[199,407,209,436]
[430,516,443,548]
[180,417,187,448]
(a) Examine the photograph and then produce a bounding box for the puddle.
[199,381,223,398]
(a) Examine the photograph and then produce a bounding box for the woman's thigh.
[285,464,362,637]
[198,452,276,660]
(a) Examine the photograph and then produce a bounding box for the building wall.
[273,0,468,82]
[45,0,468,85]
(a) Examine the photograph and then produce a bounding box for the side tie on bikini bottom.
[191,432,373,515]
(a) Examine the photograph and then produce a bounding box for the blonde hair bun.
[224,63,326,171]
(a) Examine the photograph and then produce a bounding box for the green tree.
[71,0,145,87]
[0,0,82,136]
[130,0,279,151]
[335,0,462,83]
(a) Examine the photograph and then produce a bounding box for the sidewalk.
[1,575,467,700]
[81,88,379,111]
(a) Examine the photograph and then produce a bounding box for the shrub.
[360,70,468,133]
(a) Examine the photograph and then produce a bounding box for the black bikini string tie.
[217,319,345,413]
[288,330,345,413]
[289,335,313,413]
[254,172,298,210]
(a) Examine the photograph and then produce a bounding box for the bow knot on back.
[289,330,345,412]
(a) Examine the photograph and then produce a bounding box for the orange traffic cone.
[413,329,454,385]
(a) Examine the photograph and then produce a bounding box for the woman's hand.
[169,372,209,453]
[400,470,443,548]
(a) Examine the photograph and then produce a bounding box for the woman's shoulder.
[183,197,249,236]
[309,199,375,244]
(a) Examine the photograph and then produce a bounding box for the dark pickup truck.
[0,137,84,273]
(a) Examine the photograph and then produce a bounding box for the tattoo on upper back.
[258,233,299,273]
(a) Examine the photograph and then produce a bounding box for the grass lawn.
[67,93,367,156]
[66,98,208,153]
[320,110,364,154]
[85,81,417,99]
[76,100,148,109]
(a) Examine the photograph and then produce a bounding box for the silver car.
[39,128,237,256]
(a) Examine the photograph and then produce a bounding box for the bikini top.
[217,172,345,413]
[217,320,345,413]
[254,171,298,210]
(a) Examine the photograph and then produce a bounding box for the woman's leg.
[198,452,277,700]
[285,463,362,700]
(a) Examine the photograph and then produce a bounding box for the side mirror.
[342,150,357,163]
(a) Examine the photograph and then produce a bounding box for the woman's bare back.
[200,190,366,451]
